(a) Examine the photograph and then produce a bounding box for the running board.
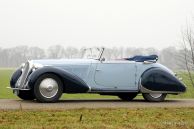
[89,88,138,93]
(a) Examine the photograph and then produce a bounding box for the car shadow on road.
[19,99,182,103]
[59,99,180,103]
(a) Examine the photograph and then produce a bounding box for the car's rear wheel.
[34,73,63,103]
[118,93,138,101]
[17,90,35,100]
[142,93,167,102]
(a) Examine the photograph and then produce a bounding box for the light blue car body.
[32,58,174,92]
[10,47,186,103]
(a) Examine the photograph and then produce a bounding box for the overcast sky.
[0,0,193,49]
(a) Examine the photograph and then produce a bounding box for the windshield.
[82,48,103,59]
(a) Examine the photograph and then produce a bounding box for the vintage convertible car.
[9,48,186,102]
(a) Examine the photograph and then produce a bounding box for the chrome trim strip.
[89,89,138,93]
[88,86,92,92]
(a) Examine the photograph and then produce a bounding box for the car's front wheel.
[34,74,63,103]
[118,93,138,101]
[142,93,167,102]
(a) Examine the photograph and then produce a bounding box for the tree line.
[0,45,188,70]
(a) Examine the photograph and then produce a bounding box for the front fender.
[10,68,22,88]
[140,67,186,93]
[28,67,89,93]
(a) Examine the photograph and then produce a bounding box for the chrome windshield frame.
[82,47,105,60]
[98,47,105,60]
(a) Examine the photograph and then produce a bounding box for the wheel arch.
[28,67,89,93]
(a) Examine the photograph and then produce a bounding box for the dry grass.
[0,108,193,129]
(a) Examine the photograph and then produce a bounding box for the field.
[0,68,194,99]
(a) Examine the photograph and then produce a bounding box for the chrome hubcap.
[149,93,162,98]
[39,78,59,98]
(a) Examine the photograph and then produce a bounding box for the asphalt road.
[0,99,194,110]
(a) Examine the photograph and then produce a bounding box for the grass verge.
[0,108,193,129]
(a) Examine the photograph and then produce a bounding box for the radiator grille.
[17,61,31,89]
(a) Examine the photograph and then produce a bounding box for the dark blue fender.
[140,68,186,93]
[28,67,89,93]
[10,68,22,88]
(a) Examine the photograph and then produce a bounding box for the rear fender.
[140,67,186,93]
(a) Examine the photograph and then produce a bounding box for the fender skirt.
[28,67,89,93]
[140,68,186,93]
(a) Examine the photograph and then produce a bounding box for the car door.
[94,60,137,90]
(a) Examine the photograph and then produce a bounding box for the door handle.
[96,69,101,71]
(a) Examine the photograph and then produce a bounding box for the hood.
[32,58,93,67]
[29,58,95,81]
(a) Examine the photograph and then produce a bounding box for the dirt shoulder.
[0,99,194,110]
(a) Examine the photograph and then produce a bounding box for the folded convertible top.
[125,55,158,62]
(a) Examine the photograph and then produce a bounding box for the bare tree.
[144,47,158,55]
[27,47,45,59]
[64,47,79,59]
[47,45,65,59]
[7,46,29,67]
[111,47,123,59]
[159,47,179,70]
[0,45,188,69]
[182,25,194,87]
